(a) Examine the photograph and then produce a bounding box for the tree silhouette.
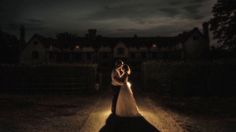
[0,30,19,64]
[210,0,236,49]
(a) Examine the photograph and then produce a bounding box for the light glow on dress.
[127,81,131,88]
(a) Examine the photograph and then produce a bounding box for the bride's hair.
[123,64,131,75]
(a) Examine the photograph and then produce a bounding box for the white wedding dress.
[116,74,140,117]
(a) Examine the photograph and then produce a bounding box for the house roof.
[26,29,205,51]
[74,36,179,49]
[177,27,206,43]
[26,34,55,49]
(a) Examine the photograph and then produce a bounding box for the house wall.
[20,37,199,65]
[113,42,129,58]
[20,38,48,64]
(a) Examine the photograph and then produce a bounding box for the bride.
[115,64,140,117]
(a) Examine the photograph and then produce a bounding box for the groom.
[111,59,124,115]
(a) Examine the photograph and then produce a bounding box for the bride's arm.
[119,69,125,78]
[120,73,128,83]
[113,78,124,86]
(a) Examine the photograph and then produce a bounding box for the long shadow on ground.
[99,114,160,132]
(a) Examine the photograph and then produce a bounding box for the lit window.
[75,45,80,49]
[152,44,157,48]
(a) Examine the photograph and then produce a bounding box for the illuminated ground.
[0,93,235,132]
[0,93,183,132]
[80,94,183,132]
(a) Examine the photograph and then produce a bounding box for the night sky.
[0,0,216,39]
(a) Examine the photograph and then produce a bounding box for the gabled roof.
[26,31,198,51]
[74,36,179,49]
[26,34,55,49]
[178,27,206,43]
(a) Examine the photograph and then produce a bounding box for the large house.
[20,23,210,65]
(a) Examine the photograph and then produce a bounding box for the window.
[152,44,157,48]
[130,53,135,58]
[102,53,108,58]
[141,52,146,58]
[32,51,39,60]
[75,53,81,61]
[49,52,54,60]
[117,48,125,55]
[87,53,91,60]
[152,52,156,58]
[75,45,80,49]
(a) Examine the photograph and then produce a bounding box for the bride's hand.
[120,68,125,76]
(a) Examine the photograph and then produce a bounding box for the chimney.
[20,25,26,50]
[202,22,209,43]
[202,22,210,55]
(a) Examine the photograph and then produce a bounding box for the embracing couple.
[111,60,140,117]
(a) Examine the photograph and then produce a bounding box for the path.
[80,94,184,132]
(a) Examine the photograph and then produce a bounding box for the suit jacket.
[111,68,123,86]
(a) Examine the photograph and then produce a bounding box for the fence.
[141,60,236,96]
[0,64,97,93]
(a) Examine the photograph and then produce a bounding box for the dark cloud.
[0,0,217,39]
[159,7,180,16]
[27,19,43,24]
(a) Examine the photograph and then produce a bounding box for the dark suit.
[111,69,123,114]
[111,85,121,114]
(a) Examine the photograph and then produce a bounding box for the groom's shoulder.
[111,69,118,74]
[112,69,116,74]
[112,68,116,72]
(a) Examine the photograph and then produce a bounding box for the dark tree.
[210,0,236,49]
[0,30,20,64]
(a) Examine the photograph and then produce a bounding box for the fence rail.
[142,61,236,96]
[0,65,97,93]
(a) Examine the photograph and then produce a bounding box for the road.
[80,93,184,132]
